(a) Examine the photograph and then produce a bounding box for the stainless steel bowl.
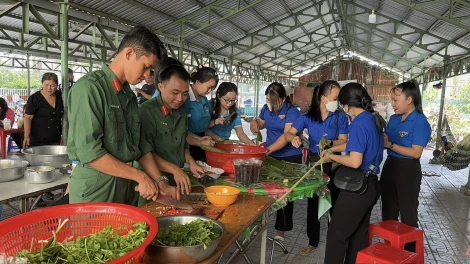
[22,145,71,168]
[0,160,29,183]
[24,166,55,184]
[146,215,226,263]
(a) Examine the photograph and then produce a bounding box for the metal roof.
[0,0,469,81]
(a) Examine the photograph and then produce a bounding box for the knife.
[156,194,193,210]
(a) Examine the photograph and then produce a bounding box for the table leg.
[260,210,269,264]
[1,130,6,159]
[20,198,29,213]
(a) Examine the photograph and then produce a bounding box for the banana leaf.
[256,131,262,145]
[200,144,228,153]
[319,133,328,150]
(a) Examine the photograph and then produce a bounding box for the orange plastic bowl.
[204,185,240,207]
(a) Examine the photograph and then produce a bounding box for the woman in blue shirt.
[249,82,302,244]
[321,83,385,264]
[270,80,348,255]
[206,82,256,145]
[381,81,431,252]
[183,66,219,160]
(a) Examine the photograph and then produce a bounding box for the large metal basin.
[0,160,29,183]
[22,145,71,168]
[146,215,226,263]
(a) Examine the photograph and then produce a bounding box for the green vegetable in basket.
[16,220,149,263]
[155,219,218,249]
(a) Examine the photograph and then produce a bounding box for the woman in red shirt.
[0,97,23,150]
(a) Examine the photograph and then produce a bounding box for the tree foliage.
[0,67,43,89]
[455,78,470,114]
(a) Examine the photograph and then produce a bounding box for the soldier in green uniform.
[139,64,205,197]
[67,26,178,205]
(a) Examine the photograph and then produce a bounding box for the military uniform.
[138,95,188,185]
[67,64,153,205]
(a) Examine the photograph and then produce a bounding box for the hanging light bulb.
[369,9,377,23]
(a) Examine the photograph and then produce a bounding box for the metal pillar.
[26,53,31,96]
[60,0,69,145]
[178,40,184,62]
[254,68,260,117]
[435,55,449,150]
[89,59,93,73]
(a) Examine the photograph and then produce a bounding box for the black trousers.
[189,132,207,161]
[324,174,380,264]
[10,132,23,150]
[274,154,302,233]
[275,153,341,247]
[380,156,422,252]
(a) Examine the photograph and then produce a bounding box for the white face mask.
[325,100,338,112]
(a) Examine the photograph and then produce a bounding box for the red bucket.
[0,202,158,264]
[205,144,267,174]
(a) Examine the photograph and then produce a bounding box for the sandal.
[299,245,317,256]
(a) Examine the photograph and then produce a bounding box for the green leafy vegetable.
[155,219,218,249]
[256,131,262,145]
[16,220,149,264]
[319,133,328,150]
[200,144,228,153]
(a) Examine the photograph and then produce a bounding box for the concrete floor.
[2,122,470,263]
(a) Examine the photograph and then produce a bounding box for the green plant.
[0,67,43,89]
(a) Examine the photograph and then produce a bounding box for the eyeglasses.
[221,97,236,104]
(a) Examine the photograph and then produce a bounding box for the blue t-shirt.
[385,110,431,159]
[345,111,384,173]
[151,89,160,98]
[210,109,242,139]
[292,111,349,153]
[259,102,302,158]
[183,88,212,133]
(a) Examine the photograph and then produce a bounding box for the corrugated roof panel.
[188,34,225,51]
[427,43,446,52]
[446,44,468,56]
[453,3,470,18]
[265,36,284,47]
[284,0,313,12]
[254,0,287,22]
[145,0,200,19]
[401,33,421,43]
[402,10,436,31]
[204,20,245,42]
[248,44,271,55]
[229,10,266,32]
[456,32,470,47]
[378,0,409,21]
[303,18,326,32]
[429,20,467,41]
[234,51,254,61]
[420,1,449,16]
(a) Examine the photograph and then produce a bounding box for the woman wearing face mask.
[249,82,301,243]
[381,81,431,252]
[268,80,349,255]
[184,66,219,160]
[23,72,64,148]
[321,82,385,264]
[206,82,256,145]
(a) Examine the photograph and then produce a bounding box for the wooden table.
[143,194,273,264]
[0,127,23,158]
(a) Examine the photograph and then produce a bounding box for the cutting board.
[142,193,225,220]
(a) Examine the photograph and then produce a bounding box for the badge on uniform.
[161,105,170,117]
[187,114,191,118]
[112,78,121,93]
[399,131,408,137]
[279,115,285,120]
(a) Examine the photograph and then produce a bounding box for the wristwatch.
[155,176,169,185]
[389,143,394,149]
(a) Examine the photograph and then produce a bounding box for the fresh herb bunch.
[16,221,149,264]
[155,219,218,249]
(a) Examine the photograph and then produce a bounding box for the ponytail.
[339,82,386,133]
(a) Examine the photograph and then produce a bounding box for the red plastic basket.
[0,202,158,264]
[205,144,268,174]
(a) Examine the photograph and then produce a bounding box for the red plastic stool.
[369,220,424,264]
[356,243,419,263]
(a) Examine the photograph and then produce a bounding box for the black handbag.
[333,140,380,195]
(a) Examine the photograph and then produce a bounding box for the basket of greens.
[147,215,226,263]
[0,202,158,264]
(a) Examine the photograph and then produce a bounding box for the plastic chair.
[369,220,424,264]
[356,242,419,263]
